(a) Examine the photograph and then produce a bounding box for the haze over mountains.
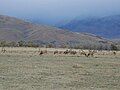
[0,15,112,48]
[59,15,120,39]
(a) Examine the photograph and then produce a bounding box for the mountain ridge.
[59,15,120,39]
[0,15,112,48]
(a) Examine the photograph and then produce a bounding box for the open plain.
[0,47,120,90]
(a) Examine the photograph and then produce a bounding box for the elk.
[87,50,96,57]
[39,49,47,55]
[1,47,6,53]
[54,50,64,55]
[39,51,43,55]
[43,50,47,54]
[80,50,96,57]
[80,50,87,56]
[63,50,70,54]
[54,50,59,55]
[112,51,117,55]
[69,50,77,55]
[59,51,63,54]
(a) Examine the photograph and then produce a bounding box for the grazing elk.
[87,50,96,57]
[63,50,70,54]
[80,50,96,57]
[54,50,59,55]
[39,51,44,55]
[43,50,47,54]
[39,50,47,55]
[112,51,117,55]
[59,51,63,54]
[80,50,87,56]
[1,47,6,53]
[70,50,77,55]
[54,50,64,55]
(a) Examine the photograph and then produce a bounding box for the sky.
[0,0,120,25]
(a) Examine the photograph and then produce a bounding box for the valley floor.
[0,47,120,90]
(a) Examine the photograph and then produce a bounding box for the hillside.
[0,15,112,48]
[60,15,120,39]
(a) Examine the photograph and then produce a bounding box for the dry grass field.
[0,47,120,90]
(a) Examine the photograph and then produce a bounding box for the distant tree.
[73,45,82,49]
[18,41,26,47]
[110,44,118,51]
[60,44,68,48]
[26,41,39,47]
[8,41,17,47]
[46,43,54,48]
[27,41,34,47]
[0,41,7,47]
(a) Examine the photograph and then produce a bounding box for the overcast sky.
[0,0,120,24]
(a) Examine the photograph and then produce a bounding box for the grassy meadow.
[0,47,120,90]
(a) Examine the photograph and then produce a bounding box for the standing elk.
[80,50,96,57]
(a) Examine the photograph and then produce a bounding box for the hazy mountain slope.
[0,15,34,41]
[0,15,112,47]
[60,15,120,39]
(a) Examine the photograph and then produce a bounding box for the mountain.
[59,15,120,39]
[0,15,112,48]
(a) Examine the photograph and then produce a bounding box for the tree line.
[0,40,119,51]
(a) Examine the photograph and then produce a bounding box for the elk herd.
[38,48,118,57]
[1,47,118,57]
